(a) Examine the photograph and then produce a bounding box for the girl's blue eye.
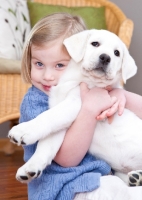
[37,62,43,67]
[57,63,64,68]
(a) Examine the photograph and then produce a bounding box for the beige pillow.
[0,58,21,73]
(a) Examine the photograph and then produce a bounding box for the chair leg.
[3,119,19,155]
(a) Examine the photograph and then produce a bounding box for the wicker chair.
[0,0,134,154]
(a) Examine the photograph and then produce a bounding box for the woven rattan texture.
[0,0,133,124]
[0,74,30,123]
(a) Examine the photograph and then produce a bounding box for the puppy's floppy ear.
[122,44,137,84]
[63,30,90,63]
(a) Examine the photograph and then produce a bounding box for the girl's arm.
[124,90,142,119]
[97,88,142,122]
[107,88,142,119]
[54,83,117,167]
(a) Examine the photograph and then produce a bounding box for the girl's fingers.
[118,101,125,116]
[96,109,110,120]
[107,115,114,124]
[107,101,119,117]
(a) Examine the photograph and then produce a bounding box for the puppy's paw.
[8,122,39,146]
[128,170,142,186]
[16,167,41,183]
[16,158,47,183]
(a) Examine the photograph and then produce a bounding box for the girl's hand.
[109,88,126,115]
[80,83,117,117]
[96,101,119,123]
[96,88,126,123]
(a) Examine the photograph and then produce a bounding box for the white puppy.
[9,30,142,187]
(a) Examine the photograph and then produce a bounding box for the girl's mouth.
[42,85,51,91]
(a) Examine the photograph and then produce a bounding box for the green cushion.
[27,2,106,30]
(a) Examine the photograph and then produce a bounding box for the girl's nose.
[43,68,55,81]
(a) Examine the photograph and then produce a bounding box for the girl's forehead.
[31,40,70,59]
[31,38,69,55]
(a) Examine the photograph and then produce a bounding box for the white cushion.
[0,58,21,73]
[0,0,31,60]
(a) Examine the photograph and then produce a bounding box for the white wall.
[0,0,142,138]
[110,0,142,95]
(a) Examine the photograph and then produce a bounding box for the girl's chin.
[42,89,50,95]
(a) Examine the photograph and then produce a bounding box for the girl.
[19,12,142,200]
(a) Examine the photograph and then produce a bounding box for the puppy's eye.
[91,42,100,47]
[114,50,120,57]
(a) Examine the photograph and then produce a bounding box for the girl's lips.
[42,85,51,91]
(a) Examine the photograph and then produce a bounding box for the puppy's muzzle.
[96,54,111,72]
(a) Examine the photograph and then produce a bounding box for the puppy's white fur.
[9,30,141,185]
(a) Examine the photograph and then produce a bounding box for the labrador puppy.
[9,30,142,186]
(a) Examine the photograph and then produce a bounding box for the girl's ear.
[121,43,137,84]
[63,30,90,63]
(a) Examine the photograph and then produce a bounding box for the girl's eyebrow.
[31,56,42,61]
[56,59,70,62]
[56,57,71,62]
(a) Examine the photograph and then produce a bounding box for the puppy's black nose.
[99,54,111,65]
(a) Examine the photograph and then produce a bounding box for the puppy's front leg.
[16,129,66,183]
[9,95,81,146]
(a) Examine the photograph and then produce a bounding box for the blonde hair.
[21,13,87,83]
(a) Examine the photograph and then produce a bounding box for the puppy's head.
[63,29,137,87]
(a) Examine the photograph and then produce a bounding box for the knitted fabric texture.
[19,86,111,200]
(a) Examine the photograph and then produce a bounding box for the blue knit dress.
[19,86,111,200]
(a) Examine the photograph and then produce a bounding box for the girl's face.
[31,39,70,95]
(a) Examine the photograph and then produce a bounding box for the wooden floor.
[0,150,28,200]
